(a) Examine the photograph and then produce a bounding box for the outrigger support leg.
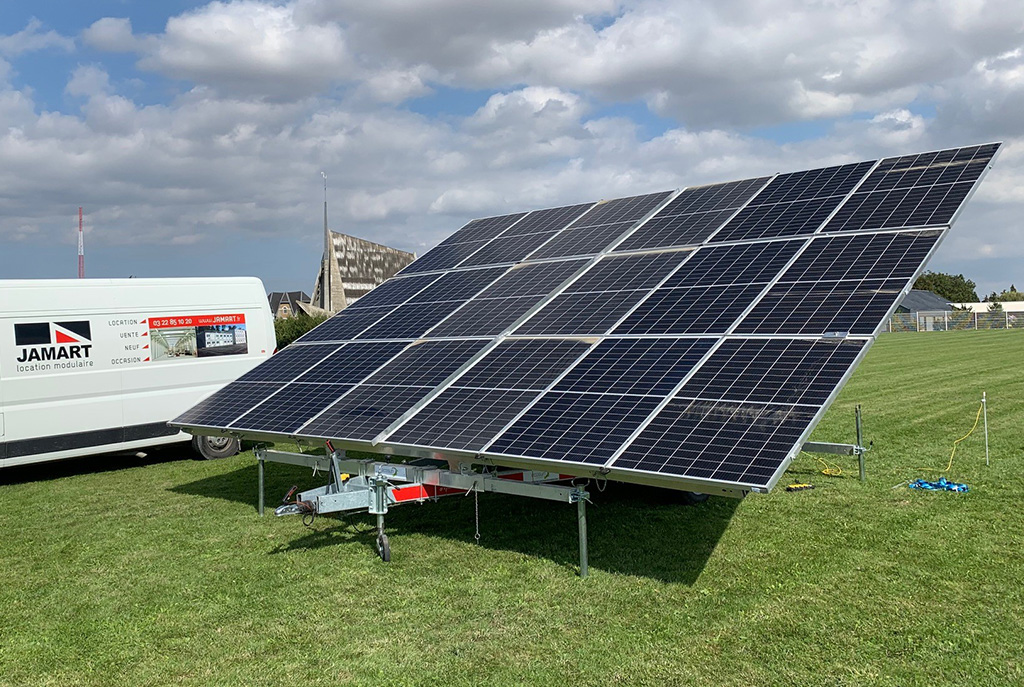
[574,488,589,578]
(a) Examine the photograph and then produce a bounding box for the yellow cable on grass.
[920,400,984,473]
[801,451,843,477]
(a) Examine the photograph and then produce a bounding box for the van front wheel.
[192,435,240,460]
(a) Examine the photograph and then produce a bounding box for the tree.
[988,301,1004,312]
[913,271,978,303]
[986,286,1024,302]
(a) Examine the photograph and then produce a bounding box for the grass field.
[1,330,1022,686]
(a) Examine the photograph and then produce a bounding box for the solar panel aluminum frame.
[177,144,1000,498]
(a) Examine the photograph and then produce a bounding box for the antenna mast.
[78,207,85,279]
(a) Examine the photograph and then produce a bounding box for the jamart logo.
[15,321,93,364]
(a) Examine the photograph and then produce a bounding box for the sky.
[0,1,1022,297]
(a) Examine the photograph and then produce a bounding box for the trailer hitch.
[274,485,315,517]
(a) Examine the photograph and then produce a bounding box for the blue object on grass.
[908,477,969,492]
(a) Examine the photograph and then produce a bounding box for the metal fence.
[886,310,1023,332]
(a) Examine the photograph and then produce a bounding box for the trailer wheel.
[192,435,239,460]
[377,533,391,563]
[681,491,709,505]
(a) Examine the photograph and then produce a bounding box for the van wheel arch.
[192,435,240,460]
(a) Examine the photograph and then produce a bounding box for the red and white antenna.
[78,207,85,279]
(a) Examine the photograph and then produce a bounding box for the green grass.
[2,330,1022,686]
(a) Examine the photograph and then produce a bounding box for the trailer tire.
[192,435,240,460]
[681,491,709,505]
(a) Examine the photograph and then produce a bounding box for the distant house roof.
[268,291,311,317]
[897,290,952,312]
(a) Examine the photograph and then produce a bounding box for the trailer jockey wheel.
[376,533,391,563]
[192,435,240,460]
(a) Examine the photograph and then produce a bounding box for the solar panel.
[173,142,1000,495]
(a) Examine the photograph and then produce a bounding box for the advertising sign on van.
[10,313,248,376]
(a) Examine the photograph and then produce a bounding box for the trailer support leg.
[576,493,589,579]
[856,405,865,483]
[257,451,265,516]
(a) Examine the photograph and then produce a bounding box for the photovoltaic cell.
[734,230,942,335]
[489,392,663,465]
[613,284,766,335]
[498,203,593,237]
[355,300,466,340]
[473,260,587,299]
[364,339,490,386]
[406,266,507,303]
[347,273,440,310]
[229,383,355,434]
[824,145,997,233]
[612,399,816,486]
[435,213,527,247]
[564,251,689,293]
[614,177,769,252]
[236,343,340,383]
[710,161,873,242]
[297,306,393,343]
[662,241,801,288]
[294,341,409,385]
[553,338,716,396]
[568,191,673,228]
[398,241,489,274]
[388,388,539,451]
[675,339,866,406]
[614,209,737,253]
[454,339,592,390]
[300,385,432,440]
[173,382,283,428]
[458,231,561,267]
[514,290,651,336]
[526,221,635,259]
[425,295,545,337]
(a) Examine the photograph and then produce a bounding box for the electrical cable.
[920,400,984,473]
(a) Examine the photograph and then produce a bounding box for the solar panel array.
[173,142,999,494]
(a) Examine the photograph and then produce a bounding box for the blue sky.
[1,0,1022,296]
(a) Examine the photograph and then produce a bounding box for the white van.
[0,277,275,468]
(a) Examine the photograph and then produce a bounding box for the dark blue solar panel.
[612,399,815,487]
[364,339,490,386]
[514,290,650,336]
[355,300,466,340]
[489,392,663,465]
[348,274,440,310]
[474,260,587,298]
[676,339,866,405]
[172,382,283,428]
[425,295,545,337]
[293,341,408,385]
[564,251,689,293]
[498,203,593,237]
[526,222,635,259]
[301,384,432,440]
[459,231,560,267]
[454,339,591,390]
[236,343,340,383]
[297,306,393,343]
[230,383,355,434]
[553,338,716,396]
[568,191,673,228]
[388,388,539,451]
[435,213,527,247]
[613,284,766,335]
[407,266,507,303]
[662,241,801,288]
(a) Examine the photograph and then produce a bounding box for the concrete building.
[309,231,416,313]
[307,188,416,314]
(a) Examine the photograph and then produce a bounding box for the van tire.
[192,435,240,460]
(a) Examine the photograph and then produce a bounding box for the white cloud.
[1,0,1024,295]
[66,65,114,97]
[0,18,74,57]
[82,17,138,52]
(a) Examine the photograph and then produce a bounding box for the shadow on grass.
[0,444,191,486]
[171,460,740,584]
